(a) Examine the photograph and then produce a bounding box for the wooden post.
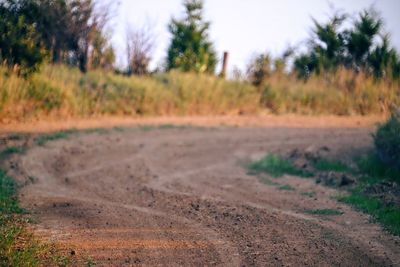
[220,51,229,78]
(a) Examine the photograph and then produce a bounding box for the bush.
[374,109,400,170]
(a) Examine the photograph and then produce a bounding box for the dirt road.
[8,117,400,266]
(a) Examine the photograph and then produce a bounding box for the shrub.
[374,109,400,170]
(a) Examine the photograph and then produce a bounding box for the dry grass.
[0,65,399,122]
[260,68,400,115]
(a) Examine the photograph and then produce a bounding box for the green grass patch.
[35,129,78,146]
[305,208,343,216]
[83,128,109,135]
[0,169,73,265]
[248,154,313,178]
[278,184,295,191]
[0,170,24,214]
[313,159,351,172]
[113,126,126,132]
[138,125,155,132]
[356,153,400,184]
[0,146,25,159]
[338,193,400,235]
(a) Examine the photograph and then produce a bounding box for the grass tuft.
[313,159,351,172]
[338,193,400,235]
[0,146,25,159]
[1,169,73,265]
[305,208,343,216]
[278,184,295,191]
[35,129,78,146]
[356,153,400,184]
[0,170,24,214]
[248,154,313,178]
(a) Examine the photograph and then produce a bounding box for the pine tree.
[167,0,217,73]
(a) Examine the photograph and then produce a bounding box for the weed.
[305,208,343,216]
[248,154,313,178]
[356,153,400,184]
[159,124,177,129]
[138,125,155,132]
[0,170,24,214]
[313,159,351,172]
[278,184,295,191]
[0,169,71,265]
[84,128,109,135]
[84,256,96,267]
[113,126,126,132]
[374,111,400,170]
[338,193,400,235]
[0,146,25,159]
[35,129,77,146]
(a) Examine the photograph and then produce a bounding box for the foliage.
[0,169,74,266]
[293,8,400,79]
[35,129,78,146]
[0,64,399,121]
[89,29,115,71]
[313,159,351,172]
[338,192,400,235]
[248,154,313,178]
[126,24,154,75]
[0,146,24,159]
[247,54,272,86]
[0,64,260,121]
[373,110,400,172]
[0,170,23,214]
[0,1,46,75]
[0,0,116,75]
[167,0,217,73]
[305,209,343,216]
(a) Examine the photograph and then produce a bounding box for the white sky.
[111,0,400,73]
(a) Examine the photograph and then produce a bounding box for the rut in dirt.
[9,126,400,266]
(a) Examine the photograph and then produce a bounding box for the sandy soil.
[5,116,400,266]
[0,114,385,133]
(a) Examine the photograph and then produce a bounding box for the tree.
[345,9,382,70]
[0,0,116,74]
[167,0,217,73]
[0,0,46,75]
[293,8,400,80]
[89,29,115,70]
[294,12,346,77]
[126,24,154,75]
[368,35,400,79]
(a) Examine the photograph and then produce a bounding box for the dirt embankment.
[3,116,400,266]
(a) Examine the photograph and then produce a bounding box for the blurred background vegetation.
[0,0,399,121]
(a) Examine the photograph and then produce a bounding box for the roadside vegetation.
[305,209,344,216]
[1,1,400,122]
[1,64,399,122]
[248,154,313,178]
[0,168,72,266]
[248,112,400,235]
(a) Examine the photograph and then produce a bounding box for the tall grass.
[260,68,400,115]
[0,65,399,122]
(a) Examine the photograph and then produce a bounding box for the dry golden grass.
[0,65,398,122]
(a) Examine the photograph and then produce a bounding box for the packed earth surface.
[3,116,400,266]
